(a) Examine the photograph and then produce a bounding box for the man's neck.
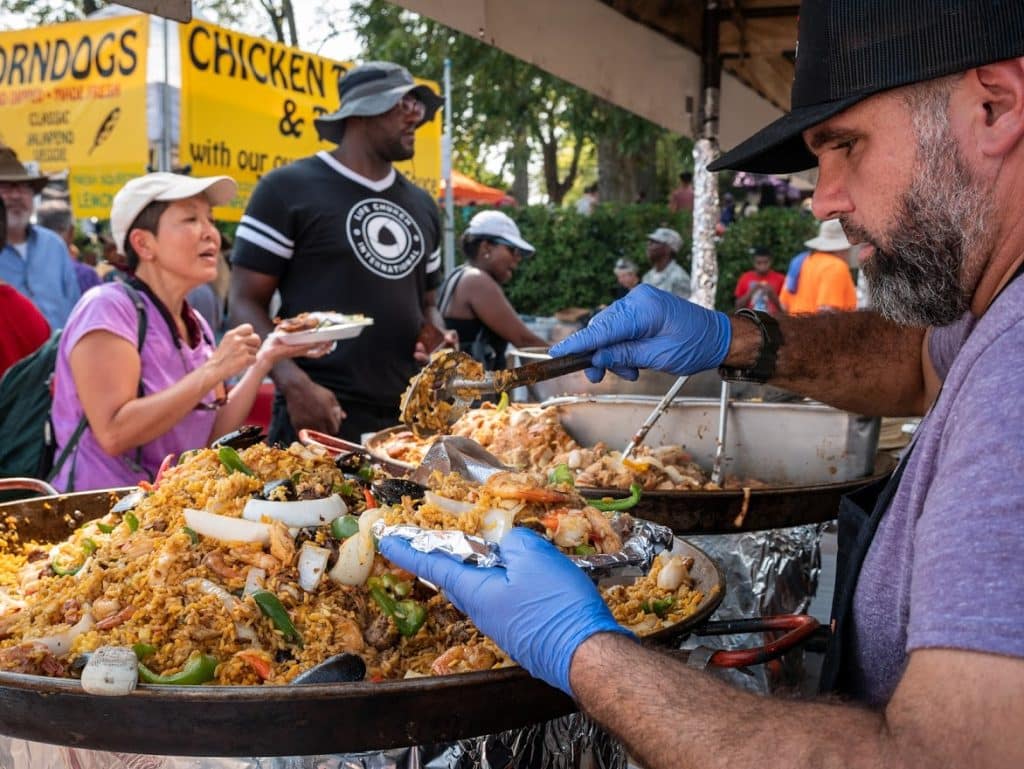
[6,225,28,245]
[331,144,393,182]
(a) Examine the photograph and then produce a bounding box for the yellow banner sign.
[0,15,149,218]
[179,21,442,221]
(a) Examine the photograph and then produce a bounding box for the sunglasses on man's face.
[390,93,426,121]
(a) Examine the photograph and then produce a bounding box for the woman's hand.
[205,323,262,380]
[256,333,335,370]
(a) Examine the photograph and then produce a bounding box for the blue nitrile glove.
[549,284,732,382]
[378,528,634,696]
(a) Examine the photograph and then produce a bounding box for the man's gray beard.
[847,114,993,327]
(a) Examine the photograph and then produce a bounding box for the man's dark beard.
[844,110,992,327]
[844,194,970,326]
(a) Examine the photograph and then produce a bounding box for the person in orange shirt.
[779,219,857,313]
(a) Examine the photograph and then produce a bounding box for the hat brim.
[804,236,851,252]
[154,176,237,207]
[314,83,444,144]
[0,175,49,193]
[494,234,535,255]
[709,95,863,174]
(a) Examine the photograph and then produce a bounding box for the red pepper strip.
[237,650,273,680]
[154,453,176,486]
[137,480,154,492]
[363,488,377,508]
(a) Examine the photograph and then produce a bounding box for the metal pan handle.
[0,478,58,497]
[668,614,820,669]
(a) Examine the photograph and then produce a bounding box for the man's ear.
[971,58,1024,158]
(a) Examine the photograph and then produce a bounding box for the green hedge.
[486,204,817,315]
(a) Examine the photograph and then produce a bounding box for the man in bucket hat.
[0,145,80,329]
[378,3,1024,767]
[230,61,451,443]
[778,218,857,313]
[642,226,691,298]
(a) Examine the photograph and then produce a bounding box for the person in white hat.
[0,145,81,329]
[49,173,328,492]
[778,218,857,313]
[229,61,452,443]
[436,210,547,369]
[641,227,690,298]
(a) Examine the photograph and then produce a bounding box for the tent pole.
[690,0,721,310]
[442,57,455,277]
[159,17,172,172]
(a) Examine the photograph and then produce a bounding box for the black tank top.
[437,266,509,370]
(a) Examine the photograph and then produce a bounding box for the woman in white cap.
[48,173,326,491]
[437,210,548,369]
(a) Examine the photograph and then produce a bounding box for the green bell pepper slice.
[252,589,302,645]
[330,514,360,540]
[124,511,139,532]
[588,483,642,512]
[548,463,575,487]
[369,585,427,637]
[138,652,218,685]
[218,446,256,477]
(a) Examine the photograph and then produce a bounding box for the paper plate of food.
[272,311,374,345]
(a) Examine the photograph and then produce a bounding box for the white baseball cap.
[110,172,237,255]
[464,210,535,255]
[647,227,683,253]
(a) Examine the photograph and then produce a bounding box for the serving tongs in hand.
[399,349,593,436]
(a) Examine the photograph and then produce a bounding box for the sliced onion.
[328,531,375,586]
[423,491,475,516]
[34,609,94,655]
[187,578,257,642]
[358,507,385,536]
[184,508,270,544]
[242,494,346,528]
[297,542,331,592]
[243,567,266,597]
[481,507,520,542]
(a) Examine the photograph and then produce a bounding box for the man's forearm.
[722,310,927,416]
[570,633,897,769]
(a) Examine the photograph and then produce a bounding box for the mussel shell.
[371,478,427,506]
[334,452,368,473]
[211,425,265,450]
[290,652,366,684]
[260,478,297,501]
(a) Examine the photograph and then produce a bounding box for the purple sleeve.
[62,286,140,352]
[908,324,1024,659]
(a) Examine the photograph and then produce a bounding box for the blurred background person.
[612,257,640,300]
[50,173,326,492]
[642,227,690,299]
[35,199,101,296]
[734,245,784,314]
[668,171,694,212]
[0,197,50,377]
[779,219,857,314]
[438,210,548,369]
[575,182,599,215]
[0,146,80,329]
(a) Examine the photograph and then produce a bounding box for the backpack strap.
[49,283,150,488]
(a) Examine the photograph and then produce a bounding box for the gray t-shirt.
[642,260,691,299]
[851,278,1024,705]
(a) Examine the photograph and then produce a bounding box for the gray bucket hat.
[314,61,444,144]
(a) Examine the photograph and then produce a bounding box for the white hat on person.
[465,210,535,255]
[804,218,852,252]
[110,172,237,255]
[647,227,683,253]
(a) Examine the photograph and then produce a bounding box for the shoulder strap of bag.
[437,265,467,317]
[49,283,150,486]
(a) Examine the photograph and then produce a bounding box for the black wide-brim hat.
[710,0,1024,174]
[314,61,444,144]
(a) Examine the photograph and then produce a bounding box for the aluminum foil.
[410,436,506,485]
[0,713,626,769]
[373,516,674,575]
[682,524,823,693]
[689,136,720,309]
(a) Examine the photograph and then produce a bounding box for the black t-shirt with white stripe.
[233,151,442,407]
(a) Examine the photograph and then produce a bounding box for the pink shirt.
[51,283,218,491]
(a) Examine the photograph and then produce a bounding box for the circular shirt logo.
[346,198,425,280]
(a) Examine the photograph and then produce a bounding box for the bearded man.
[378,2,1024,768]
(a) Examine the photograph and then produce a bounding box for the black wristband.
[717,309,783,384]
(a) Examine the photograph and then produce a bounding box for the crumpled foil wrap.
[410,436,506,485]
[681,524,823,693]
[0,712,626,769]
[373,515,674,576]
[689,137,720,309]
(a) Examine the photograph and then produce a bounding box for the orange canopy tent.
[439,170,515,206]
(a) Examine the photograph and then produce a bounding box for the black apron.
[819,262,1024,695]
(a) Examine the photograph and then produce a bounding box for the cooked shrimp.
[430,644,498,676]
[334,616,365,653]
[268,520,296,566]
[551,512,590,548]
[229,547,280,574]
[583,507,622,553]
[203,551,244,581]
[483,472,571,504]
[94,604,134,630]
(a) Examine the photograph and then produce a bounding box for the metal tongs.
[400,349,593,436]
